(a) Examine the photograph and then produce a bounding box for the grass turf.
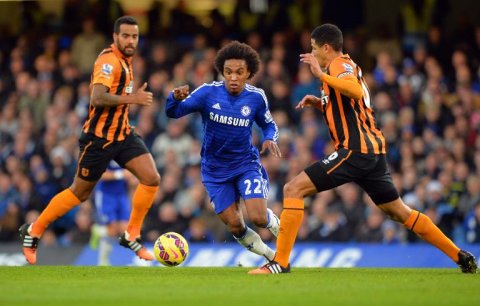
[1,267,478,306]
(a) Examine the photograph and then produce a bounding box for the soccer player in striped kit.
[250,23,477,274]
[20,16,160,264]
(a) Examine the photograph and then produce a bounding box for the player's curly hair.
[114,16,138,34]
[311,23,343,51]
[214,41,260,79]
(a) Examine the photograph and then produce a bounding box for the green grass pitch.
[1,267,478,306]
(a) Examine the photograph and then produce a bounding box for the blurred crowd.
[1,0,480,248]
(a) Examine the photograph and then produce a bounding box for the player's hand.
[173,85,190,100]
[260,140,282,158]
[296,94,321,109]
[134,82,153,106]
[300,53,323,79]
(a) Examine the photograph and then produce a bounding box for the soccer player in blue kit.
[166,41,281,261]
[90,161,131,265]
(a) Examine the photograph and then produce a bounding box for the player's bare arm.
[260,140,282,158]
[173,85,190,100]
[91,82,153,107]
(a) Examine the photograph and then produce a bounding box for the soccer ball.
[153,232,189,267]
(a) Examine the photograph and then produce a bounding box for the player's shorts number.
[322,152,338,164]
[244,179,262,195]
[328,152,338,160]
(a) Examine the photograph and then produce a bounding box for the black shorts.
[304,148,399,205]
[77,132,150,181]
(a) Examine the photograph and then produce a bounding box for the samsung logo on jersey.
[209,112,250,127]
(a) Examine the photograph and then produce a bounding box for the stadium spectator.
[308,203,349,242]
[151,116,193,169]
[183,217,215,243]
[71,17,106,77]
[0,171,20,241]
[355,208,386,243]
[464,203,480,243]
[144,201,189,243]
[336,183,366,238]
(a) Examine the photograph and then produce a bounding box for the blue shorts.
[203,166,269,214]
[94,190,130,225]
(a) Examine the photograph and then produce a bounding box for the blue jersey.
[166,81,278,181]
[96,161,128,195]
[95,161,130,224]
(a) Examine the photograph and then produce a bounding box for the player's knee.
[377,197,409,223]
[152,173,161,186]
[141,172,161,186]
[250,214,268,228]
[71,189,92,202]
[283,180,301,198]
[228,222,245,237]
[70,178,95,201]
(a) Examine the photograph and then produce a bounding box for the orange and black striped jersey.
[317,54,386,154]
[83,44,134,142]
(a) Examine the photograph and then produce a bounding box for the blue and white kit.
[95,161,130,224]
[166,81,279,213]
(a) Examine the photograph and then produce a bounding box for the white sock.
[96,225,110,266]
[95,225,108,237]
[265,208,280,237]
[99,236,114,266]
[235,227,275,261]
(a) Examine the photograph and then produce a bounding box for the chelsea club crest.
[241,106,251,117]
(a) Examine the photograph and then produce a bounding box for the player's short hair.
[311,23,343,51]
[114,16,138,34]
[214,41,260,79]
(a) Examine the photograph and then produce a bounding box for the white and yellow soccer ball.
[153,232,189,267]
